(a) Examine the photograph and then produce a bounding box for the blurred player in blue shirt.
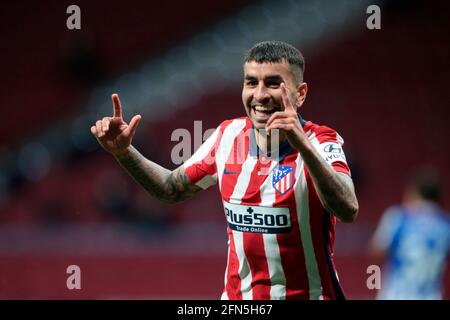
[370,169,450,299]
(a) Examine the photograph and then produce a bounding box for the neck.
[254,128,287,155]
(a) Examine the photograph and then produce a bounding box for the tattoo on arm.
[167,166,203,203]
[300,144,359,222]
[115,146,201,204]
[327,172,358,215]
[311,163,359,222]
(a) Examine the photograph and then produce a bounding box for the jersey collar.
[249,113,307,162]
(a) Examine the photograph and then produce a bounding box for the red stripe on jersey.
[226,226,242,299]
[332,162,351,176]
[304,167,342,299]
[312,125,339,144]
[243,232,271,299]
[222,120,251,300]
[241,160,272,300]
[275,153,310,299]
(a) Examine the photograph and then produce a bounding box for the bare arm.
[91,94,202,204]
[296,143,359,223]
[114,146,202,204]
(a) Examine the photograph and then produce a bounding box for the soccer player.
[370,169,450,300]
[91,41,359,300]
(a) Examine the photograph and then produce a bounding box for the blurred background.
[0,0,449,299]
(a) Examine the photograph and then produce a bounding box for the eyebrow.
[244,74,284,82]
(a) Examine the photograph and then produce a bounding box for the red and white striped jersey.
[183,115,351,300]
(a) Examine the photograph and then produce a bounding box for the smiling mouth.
[251,105,278,119]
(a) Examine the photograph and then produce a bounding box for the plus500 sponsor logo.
[224,205,291,234]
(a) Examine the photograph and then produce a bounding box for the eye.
[266,81,280,88]
[245,80,257,87]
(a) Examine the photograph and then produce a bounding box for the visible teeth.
[254,106,274,112]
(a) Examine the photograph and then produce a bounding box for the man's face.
[242,61,302,130]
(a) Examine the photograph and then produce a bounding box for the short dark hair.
[408,168,442,203]
[244,41,305,82]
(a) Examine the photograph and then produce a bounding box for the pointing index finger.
[281,83,295,112]
[112,93,123,119]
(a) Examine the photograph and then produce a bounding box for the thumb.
[124,114,142,137]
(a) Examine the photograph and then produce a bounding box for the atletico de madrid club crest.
[272,165,295,195]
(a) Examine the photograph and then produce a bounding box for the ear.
[295,82,308,109]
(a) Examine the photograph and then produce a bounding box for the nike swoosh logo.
[223,168,241,175]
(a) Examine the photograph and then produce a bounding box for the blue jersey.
[373,202,450,299]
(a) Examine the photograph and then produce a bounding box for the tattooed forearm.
[114,146,201,204]
[298,143,359,223]
[115,146,172,202]
[167,166,202,203]
[311,168,359,223]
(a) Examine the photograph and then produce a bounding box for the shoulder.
[384,205,406,219]
[379,205,407,228]
[303,120,345,145]
[437,210,450,230]
[214,117,251,139]
[217,116,249,130]
[376,205,406,234]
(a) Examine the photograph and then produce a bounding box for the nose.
[254,81,270,103]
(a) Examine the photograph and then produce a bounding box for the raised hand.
[90,94,141,156]
[265,83,307,150]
